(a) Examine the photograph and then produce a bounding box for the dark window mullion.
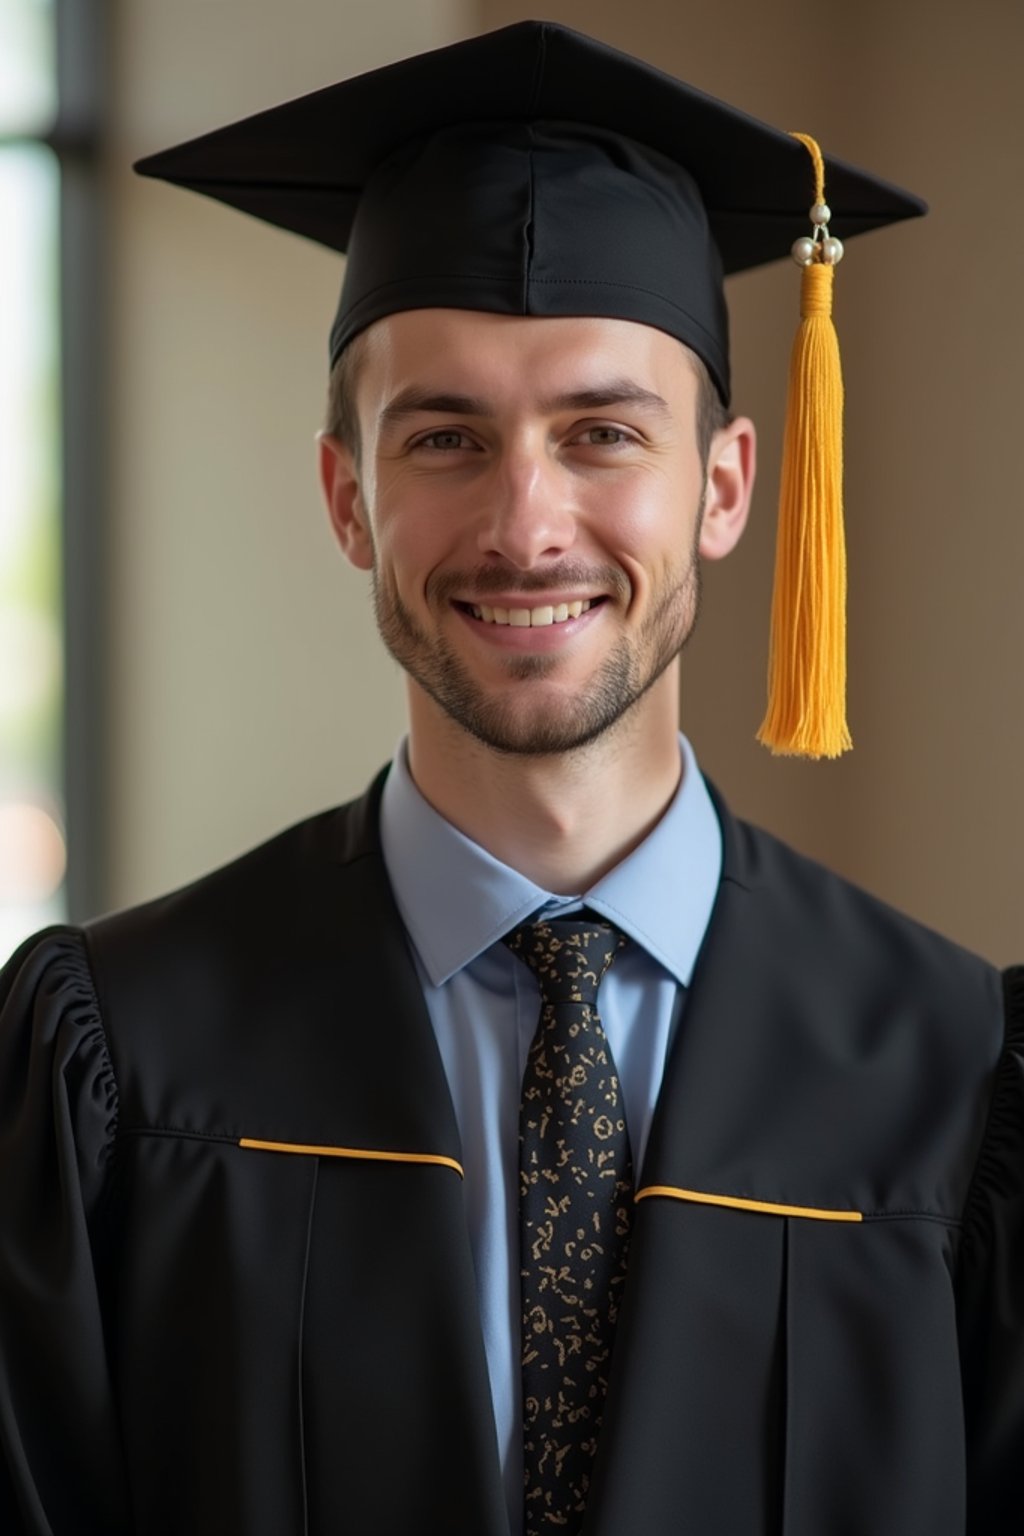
[55,0,108,921]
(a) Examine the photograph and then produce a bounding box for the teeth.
[469,599,593,627]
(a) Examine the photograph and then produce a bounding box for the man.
[0,21,1020,1536]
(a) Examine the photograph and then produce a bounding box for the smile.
[464,600,595,628]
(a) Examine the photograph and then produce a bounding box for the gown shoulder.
[956,964,1024,1532]
[0,926,130,1534]
[0,925,118,1203]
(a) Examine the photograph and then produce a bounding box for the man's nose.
[475,447,577,568]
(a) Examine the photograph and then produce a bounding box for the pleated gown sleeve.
[957,965,1024,1534]
[0,928,131,1536]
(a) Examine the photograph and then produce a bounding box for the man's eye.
[573,426,631,447]
[414,429,473,451]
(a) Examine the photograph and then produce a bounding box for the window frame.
[1,0,108,924]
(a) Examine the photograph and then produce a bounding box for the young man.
[1,22,1020,1536]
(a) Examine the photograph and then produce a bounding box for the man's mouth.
[460,599,600,628]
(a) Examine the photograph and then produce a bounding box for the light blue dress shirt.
[379,735,722,1533]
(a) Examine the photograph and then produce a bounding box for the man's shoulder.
[90,775,386,941]
[81,773,394,1023]
[721,795,1000,1004]
[68,769,439,1136]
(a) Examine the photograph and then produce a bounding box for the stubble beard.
[371,535,703,758]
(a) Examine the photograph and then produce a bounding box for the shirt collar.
[379,734,722,989]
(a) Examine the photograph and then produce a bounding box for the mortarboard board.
[134,19,923,405]
[134,20,927,758]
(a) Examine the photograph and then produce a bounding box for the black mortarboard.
[134,19,924,408]
[135,21,927,761]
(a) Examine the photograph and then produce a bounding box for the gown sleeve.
[0,928,132,1536]
[957,965,1024,1534]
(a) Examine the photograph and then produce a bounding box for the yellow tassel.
[756,134,851,759]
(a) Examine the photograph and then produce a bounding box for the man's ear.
[318,431,373,571]
[698,415,756,562]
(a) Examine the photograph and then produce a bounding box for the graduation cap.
[135,20,926,759]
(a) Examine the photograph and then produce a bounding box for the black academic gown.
[0,772,1021,1536]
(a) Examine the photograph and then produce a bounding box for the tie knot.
[503,916,627,1006]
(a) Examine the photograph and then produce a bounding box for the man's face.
[325,309,750,756]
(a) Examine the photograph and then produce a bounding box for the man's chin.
[429,687,640,758]
[377,604,654,756]
[446,722,615,758]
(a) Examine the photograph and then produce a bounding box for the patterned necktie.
[504,916,633,1536]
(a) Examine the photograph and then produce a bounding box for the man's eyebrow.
[539,381,673,420]
[378,379,673,428]
[379,389,489,427]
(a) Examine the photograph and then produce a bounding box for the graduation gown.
[1,771,1021,1536]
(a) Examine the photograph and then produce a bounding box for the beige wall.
[107,0,473,907]
[107,0,1022,964]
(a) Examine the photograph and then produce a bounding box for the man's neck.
[404,673,684,894]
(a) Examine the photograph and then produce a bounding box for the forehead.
[356,309,699,406]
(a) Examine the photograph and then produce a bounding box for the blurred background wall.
[104,0,1021,962]
[105,0,472,908]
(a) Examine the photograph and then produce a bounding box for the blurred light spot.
[0,800,66,904]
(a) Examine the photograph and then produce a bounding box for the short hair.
[325,329,368,466]
[324,330,730,470]
[692,352,731,467]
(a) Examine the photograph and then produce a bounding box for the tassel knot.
[800,262,833,320]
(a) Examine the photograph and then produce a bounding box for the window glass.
[0,142,64,962]
[0,0,56,134]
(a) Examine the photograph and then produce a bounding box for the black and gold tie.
[504,916,633,1536]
